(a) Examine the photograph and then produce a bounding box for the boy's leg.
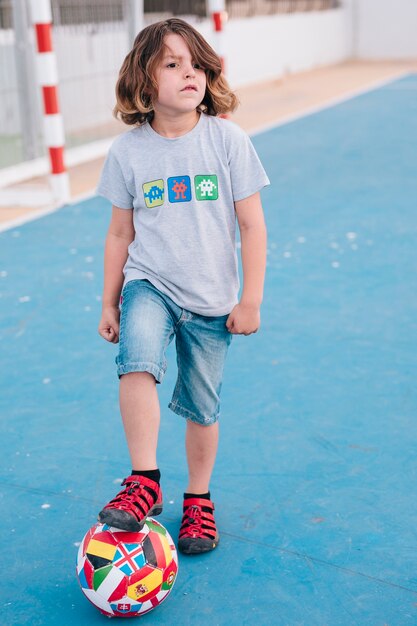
[179,421,219,554]
[98,279,177,531]
[98,371,163,531]
[178,421,219,554]
[120,371,160,470]
[185,420,218,494]
[169,313,232,554]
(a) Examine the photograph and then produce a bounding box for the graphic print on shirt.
[195,175,218,201]
[167,176,192,203]
[143,179,164,208]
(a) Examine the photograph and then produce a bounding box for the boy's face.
[153,33,207,117]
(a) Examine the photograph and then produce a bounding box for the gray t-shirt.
[97,112,270,316]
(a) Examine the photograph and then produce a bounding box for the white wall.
[352,0,417,59]
[198,8,351,88]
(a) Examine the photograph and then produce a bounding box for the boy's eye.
[165,61,204,70]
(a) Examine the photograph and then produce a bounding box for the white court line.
[0,189,98,233]
[0,202,58,233]
[0,69,411,234]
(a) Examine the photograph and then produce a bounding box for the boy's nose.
[184,65,196,78]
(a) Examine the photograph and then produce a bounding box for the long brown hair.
[114,18,238,125]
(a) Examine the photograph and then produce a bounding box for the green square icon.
[143,179,164,208]
[194,175,218,201]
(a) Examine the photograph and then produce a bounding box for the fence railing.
[227,0,340,18]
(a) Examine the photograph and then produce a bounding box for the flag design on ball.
[76,519,178,618]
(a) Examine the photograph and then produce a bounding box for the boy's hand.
[226,303,260,335]
[98,306,120,343]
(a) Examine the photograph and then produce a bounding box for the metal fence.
[227,0,340,17]
[52,0,124,25]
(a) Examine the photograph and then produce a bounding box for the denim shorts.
[116,279,233,425]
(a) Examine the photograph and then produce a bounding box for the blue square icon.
[167,176,192,203]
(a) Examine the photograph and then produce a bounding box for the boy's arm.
[226,192,267,335]
[98,205,134,343]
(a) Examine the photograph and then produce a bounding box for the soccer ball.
[76,519,178,617]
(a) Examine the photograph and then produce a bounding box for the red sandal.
[98,475,163,531]
[178,497,219,554]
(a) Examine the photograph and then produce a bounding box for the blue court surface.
[1,73,417,625]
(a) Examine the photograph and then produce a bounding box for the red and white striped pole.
[29,0,70,205]
[207,0,227,74]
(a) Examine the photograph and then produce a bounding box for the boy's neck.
[150,110,200,138]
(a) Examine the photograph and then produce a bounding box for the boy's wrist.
[239,297,262,310]
[102,300,120,309]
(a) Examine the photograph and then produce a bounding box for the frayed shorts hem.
[168,401,219,426]
[117,361,165,383]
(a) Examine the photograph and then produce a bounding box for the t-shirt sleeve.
[96,146,134,209]
[228,126,270,202]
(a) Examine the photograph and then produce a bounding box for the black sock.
[183,491,210,501]
[131,469,161,484]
